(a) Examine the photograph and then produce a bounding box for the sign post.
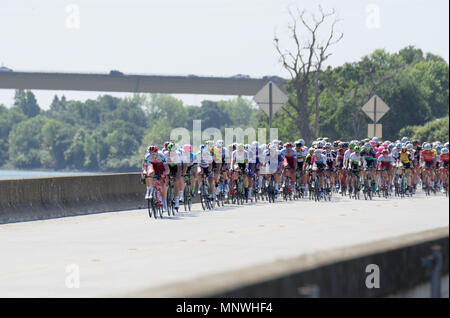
[362,95,390,138]
[253,81,287,129]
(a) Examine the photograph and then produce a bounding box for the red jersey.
[421,150,435,162]
[440,153,449,162]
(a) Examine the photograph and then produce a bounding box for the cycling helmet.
[382,149,389,155]
[318,141,325,148]
[370,140,377,147]
[167,142,176,151]
[349,142,355,149]
[314,149,322,157]
[354,146,361,153]
[216,140,224,147]
[323,137,329,142]
[251,141,259,149]
[401,137,408,144]
[297,139,305,146]
[309,147,315,154]
[183,144,192,152]
[424,143,431,151]
[325,143,332,149]
[388,144,395,151]
[444,142,449,149]
[436,146,442,153]
[342,142,349,149]
[237,144,245,151]
[412,140,419,146]
[164,141,171,150]
[372,137,379,143]
[285,142,293,149]
[364,143,371,150]
[295,141,302,147]
[396,143,402,149]
[441,148,449,154]
[406,144,413,151]
[244,144,250,151]
[147,145,158,153]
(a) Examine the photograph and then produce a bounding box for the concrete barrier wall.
[126,228,449,298]
[0,173,148,224]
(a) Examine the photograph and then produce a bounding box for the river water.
[0,169,107,180]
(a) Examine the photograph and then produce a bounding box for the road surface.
[0,193,448,297]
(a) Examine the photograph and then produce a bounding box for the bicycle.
[422,166,433,197]
[166,174,177,216]
[379,168,390,199]
[350,168,361,200]
[183,174,192,212]
[200,172,213,211]
[147,175,165,219]
[232,170,245,205]
[363,170,373,201]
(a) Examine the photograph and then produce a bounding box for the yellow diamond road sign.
[253,82,288,116]
[362,95,390,123]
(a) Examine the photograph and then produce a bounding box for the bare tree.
[274,6,343,143]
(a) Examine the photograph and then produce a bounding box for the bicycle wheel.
[147,199,152,218]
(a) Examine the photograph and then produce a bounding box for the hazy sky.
[0,0,448,109]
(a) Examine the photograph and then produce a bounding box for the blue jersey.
[143,152,167,166]
[280,148,298,160]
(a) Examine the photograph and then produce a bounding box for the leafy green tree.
[399,116,449,142]
[8,116,49,168]
[14,90,40,118]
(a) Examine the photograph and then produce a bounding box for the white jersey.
[163,149,182,165]
[349,153,362,165]
[212,147,231,164]
[344,149,353,161]
[232,150,248,164]
[195,150,213,168]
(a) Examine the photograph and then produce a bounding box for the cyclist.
[142,145,169,211]
[336,142,347,194]
[311,149,327,195]
[420,143,436,190]
[231,143,249,199]
[348,146,363,195]
[247,141,261,199]
[323,143,336,192]
[280,142,298,195]
[181,144,197,199]
[213,139,231,199]
[262,144,283,197]
[360,142,377,193]
[163,142,183,210]
[295,139,309,195]
[440,147,449,193]
[377,149,395,192]
[397,146,413,194]
[195,144,215,203]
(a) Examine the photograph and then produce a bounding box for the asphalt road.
[0,193,448,297]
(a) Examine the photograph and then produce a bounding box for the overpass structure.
[0,71,287,95]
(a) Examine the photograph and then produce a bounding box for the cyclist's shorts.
[423,161,434,169]
[337,159,344,169]
[326,161,334,171]
[236,163,246,173]
[169,164,179,177]
[403,162,411,171]
[200,166,214,178]
[283,157,295,168]
[149,162,166,176]
[297,161,304,171]
[366,160,376,169]
[186,164,195,174]
[436,162,440,169]
[378,162,391,170]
